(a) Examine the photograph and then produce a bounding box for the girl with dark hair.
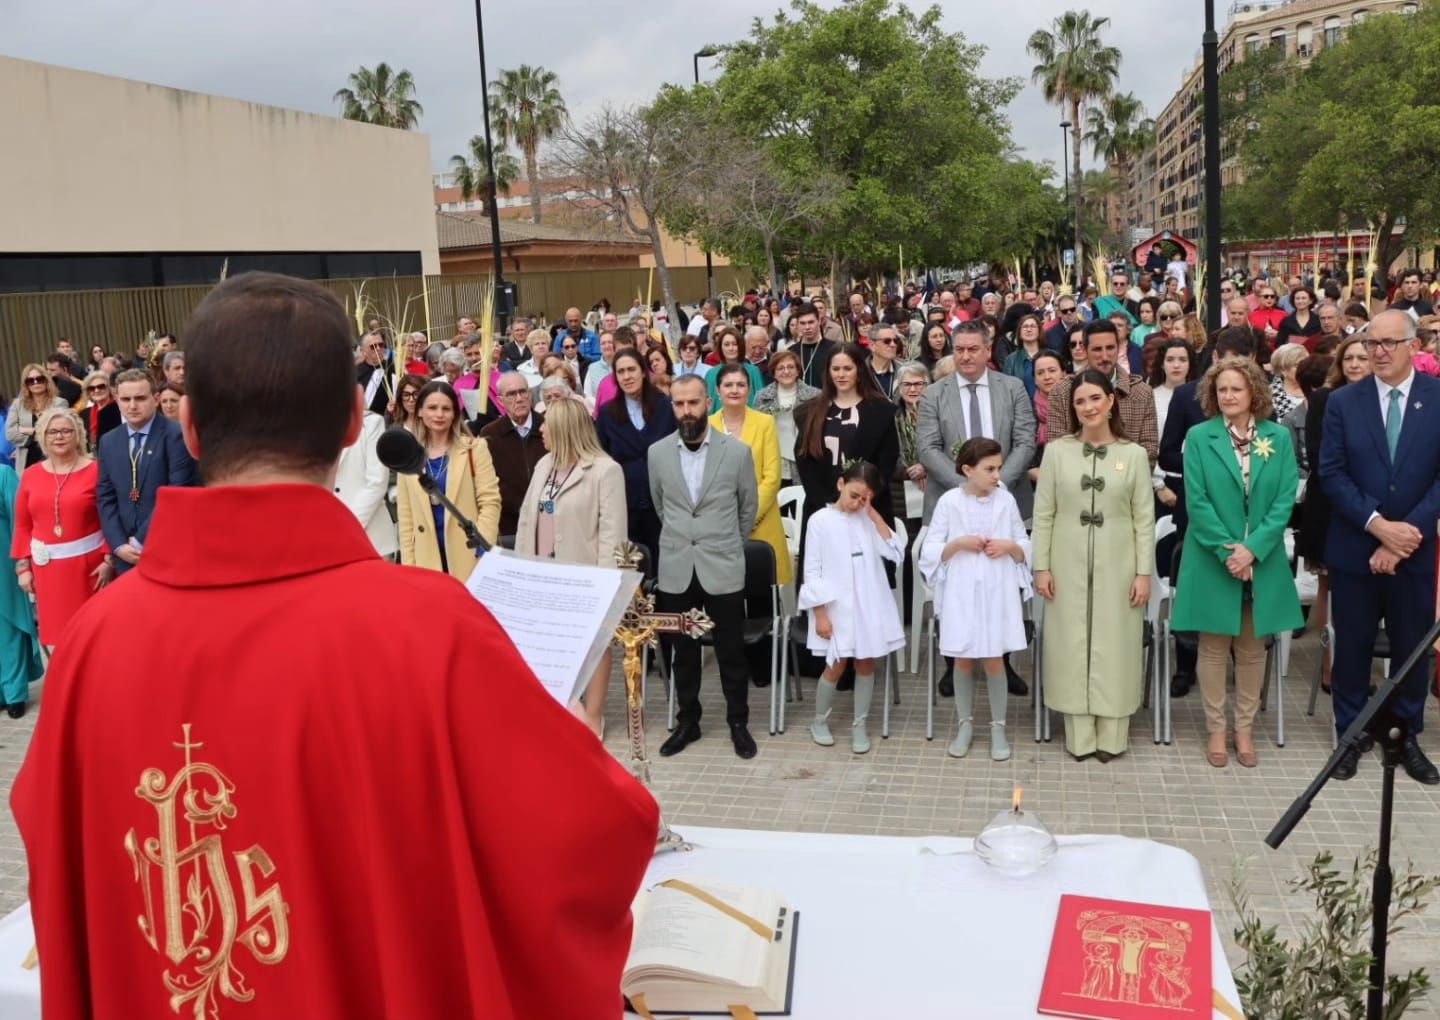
[1276,286,1320,347]
[920,437,1032,761]
[595,348,677,569]
[920,323,951,377]
[1148,339,1196,512]
[793,343,899,530]
[1032,369,1154,762]
[797,460,906,755]
[1001,313,1046,397]
[388,372,429,431]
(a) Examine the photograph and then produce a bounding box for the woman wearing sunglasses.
[79,372,122,446]
[5,365,69,472]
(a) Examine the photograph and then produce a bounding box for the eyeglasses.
[1069,340,1086,349]
[24,377,46,385]
[44,428,77,437]
[365,343,385,352]
[86,384,108,392]
[1058,306,1078,314]
[900,380,927,388]
[1159,314,1178,322]
[1261,294,1277,301]
[872,336,897,346]
[401,393,418,402]
[1361,338,1409,353]
[500,389,531,399]
[562,344,577,351]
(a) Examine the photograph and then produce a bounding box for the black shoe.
[1400,738,1440,785]
[5,702,25,719]
[1334,744,1362,780]
[751,674,772,688]
[1006,663,1029,697]
[1169,672,1195,698]
[659,723,701,757]
[1358,733,1375,754]
[938,664,954,698]
[729,723,757,760]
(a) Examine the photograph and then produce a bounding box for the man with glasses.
[867,324,902,399]
[1321,310,1440,784]
[95,369,197,575]
[502,317,532,365]
[1044,298,1084,352]
[479,371,547,539]
[1248,285,1286,349]
[1093,271,1138,328]
[1311,302,1344,354]
[917,322,1036,697]
[355,331,393,416]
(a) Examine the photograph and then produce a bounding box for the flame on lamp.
[1012,786,1024,812]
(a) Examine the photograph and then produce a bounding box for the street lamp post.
[694,45,719,300]
[1202,0,1223,332]
[1060,121,1072,279]
[472,0,510,325]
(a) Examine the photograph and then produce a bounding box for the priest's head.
[181,272,362,487]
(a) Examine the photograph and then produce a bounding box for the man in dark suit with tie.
[96,370,198,575]
[1320,310,1440,783]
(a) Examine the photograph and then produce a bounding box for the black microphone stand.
[414,472,491,555]
[1266,611,1440,1020]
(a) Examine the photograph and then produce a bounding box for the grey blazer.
[648,429,758,596]
[916,370,1037,523]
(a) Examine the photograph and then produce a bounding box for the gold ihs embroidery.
[124,725,290,1019]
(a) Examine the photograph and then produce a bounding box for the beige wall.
[0,56,439,272]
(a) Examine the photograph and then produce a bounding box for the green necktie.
[1386,388,1403,459]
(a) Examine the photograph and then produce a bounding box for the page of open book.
[628,881,781,990]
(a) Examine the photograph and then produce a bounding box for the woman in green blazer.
[1171,356,1303,770]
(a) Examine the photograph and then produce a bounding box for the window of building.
[1323,16,1341,46]
[1245,32,1261,55]
[1269,28,1287,51]
[1352,9,1368,24]
[1402,2,1419,14]
[1297,22,1314,56]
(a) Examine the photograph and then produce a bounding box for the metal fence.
[0,266,762,392]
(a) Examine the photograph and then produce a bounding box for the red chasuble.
[12,483,659,1020]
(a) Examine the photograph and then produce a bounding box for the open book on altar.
[463,552,639,707]
[1037,895,1212,1019]
[623,879,798,1017]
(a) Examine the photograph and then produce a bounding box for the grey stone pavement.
[3,628,1439,1016]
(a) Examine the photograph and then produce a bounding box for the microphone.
[376,426,491,554]
[377,426,427,475]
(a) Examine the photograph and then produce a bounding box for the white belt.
[31,531,106,566]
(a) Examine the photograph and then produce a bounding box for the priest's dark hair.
[184,271,355,483]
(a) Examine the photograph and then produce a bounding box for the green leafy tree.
[1084,91,1153,242]
[1027,10,1122,271]
[488,65,568,224]
[333,63,423,129]
[448,136,521,207]
[1228,3,1440,268]
[693,0,1045,277]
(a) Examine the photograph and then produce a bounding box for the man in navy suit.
[96,370,198,574]
[1320,310,1440,784]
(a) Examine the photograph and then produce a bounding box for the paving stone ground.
[3,629,1438,1016]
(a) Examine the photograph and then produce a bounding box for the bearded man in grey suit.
[916,321,1037,696]
[648,374,760,759]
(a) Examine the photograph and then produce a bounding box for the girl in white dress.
[798,461,906,753]
[918,438,1032,761]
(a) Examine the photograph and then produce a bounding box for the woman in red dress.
[11,408,114,648]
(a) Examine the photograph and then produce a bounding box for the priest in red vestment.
[12,272,659,1020]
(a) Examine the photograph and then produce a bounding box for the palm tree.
[448,136,521,209]
[1084,92,1154,243]
[1027,11,1121,273]
[488,65,568,224]
[333,63,424,130]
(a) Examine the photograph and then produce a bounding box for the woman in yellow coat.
[709,363,791,585]
[397,380,502,582]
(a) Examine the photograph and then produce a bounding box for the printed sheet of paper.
[465,551,640,705]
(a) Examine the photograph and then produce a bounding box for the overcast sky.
[6,0,1208,183]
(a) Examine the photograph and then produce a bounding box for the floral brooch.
[1253,436,1275,460]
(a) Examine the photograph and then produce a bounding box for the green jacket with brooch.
[1171,416,1304,637]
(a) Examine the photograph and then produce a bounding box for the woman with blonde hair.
[10,407,114,665]
[396,380,502,582]
[516,398,627,736]
[79,371,122,445]
[5,364,68,472]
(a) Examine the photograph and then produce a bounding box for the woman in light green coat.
[1171,357,1302,770]
[1033,370,1155,762]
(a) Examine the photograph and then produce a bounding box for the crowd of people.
[6,264,1440,783]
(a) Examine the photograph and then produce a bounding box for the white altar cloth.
[0,828,1241,1020]
[626,827,1240,1019]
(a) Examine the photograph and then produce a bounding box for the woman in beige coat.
[396,380,501,583]
[516,398,628,736]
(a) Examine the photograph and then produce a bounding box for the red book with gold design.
[1037,895,1212,1019]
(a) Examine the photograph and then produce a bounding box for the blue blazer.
[96,415,198,572]
[594,397,677,515]
[1320,372,1440,577]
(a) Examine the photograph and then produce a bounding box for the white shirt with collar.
[1376,369,1415,433]
[513,412,534,439]
[677,427,711,505]
[362,364,385,408]
[954,369,994,439]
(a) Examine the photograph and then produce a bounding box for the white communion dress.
[918,486,1033,659]
[798,507,907,666]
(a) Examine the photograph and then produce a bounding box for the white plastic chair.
[777,485,804,520]
[908,525,935,675]
[1147,516,1177,745]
